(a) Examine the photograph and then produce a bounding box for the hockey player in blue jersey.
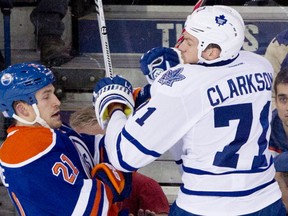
[93,5,286,215]
[0,62,132,216]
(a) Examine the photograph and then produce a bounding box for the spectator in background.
[265,28,288,80]
[269,67,288,212]
[269,67,288,157]
[69,105,105,135]
[265,28,288,109]
[30,0,73,67]
[69,105,170,216]
[117,172,170,216]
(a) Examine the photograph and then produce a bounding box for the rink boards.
[79,6,288,56]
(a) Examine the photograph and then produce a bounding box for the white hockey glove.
[140,47,184,84]
[93,75,135,130]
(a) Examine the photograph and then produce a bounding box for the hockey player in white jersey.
[93,5,286,215]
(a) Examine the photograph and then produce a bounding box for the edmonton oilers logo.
[1,73,13,86]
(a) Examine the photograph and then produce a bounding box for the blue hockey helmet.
[0,62,55,118]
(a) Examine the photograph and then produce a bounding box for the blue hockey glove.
[91,163,132,203]
[133,84,151,110]
[140,47,183,84]
[93,75,135,129]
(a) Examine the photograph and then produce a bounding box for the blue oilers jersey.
[105,51,282,215]
[0,125,114,216]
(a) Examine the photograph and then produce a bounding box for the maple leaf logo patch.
[158,67,185,87]
[215,15,227,26]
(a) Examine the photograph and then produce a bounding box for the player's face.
[35,84,62,129]
[178,31,199,64]
[275,83,288,128]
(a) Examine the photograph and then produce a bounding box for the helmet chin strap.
[12,104,50,128]
[198,55,223,65]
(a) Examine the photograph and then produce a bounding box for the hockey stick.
[193,0,207,11]
[95,0,113,78]
[175,0,207,48]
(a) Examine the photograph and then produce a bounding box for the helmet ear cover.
[0,62,55,117]
[184,5,245,64]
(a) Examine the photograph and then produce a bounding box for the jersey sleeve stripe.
[116,133,140,172]
[114,128,162,171]
[11,192,26,216]
[180,179,276,197]
[89,180,104,215]
[121,128,161,157]
[182,156,273,175]
[71,180,93,215]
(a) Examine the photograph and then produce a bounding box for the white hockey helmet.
[184,5,245,64]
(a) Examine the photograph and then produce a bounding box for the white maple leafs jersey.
[105,51,282,215]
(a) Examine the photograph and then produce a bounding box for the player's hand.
[133,84,151,110]
[140,47,183,84]
[91,163,132,203]
[93,75,135,129]
[128,209,156,216]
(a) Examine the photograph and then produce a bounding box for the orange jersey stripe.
[90,180,118,216]
[90,180,102,215]
[12,192,26,216]
[0,126,53,164]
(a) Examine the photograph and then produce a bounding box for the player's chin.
[49,119,62,129]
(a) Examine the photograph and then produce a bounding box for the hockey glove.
[140,47,184,84]
[93,75,135,129]
[91,163,132,203]
[133,84,151,110]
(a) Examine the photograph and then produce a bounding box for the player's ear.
[202,43,221,60]
[201,44,221,61]
[14,101,31,117]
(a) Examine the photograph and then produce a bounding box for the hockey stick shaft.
[95,0,113,78]
[175,0,207,47]
[193,0,207,11]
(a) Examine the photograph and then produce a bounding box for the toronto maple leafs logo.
[158,67,185,87]
[215,15,227,26]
